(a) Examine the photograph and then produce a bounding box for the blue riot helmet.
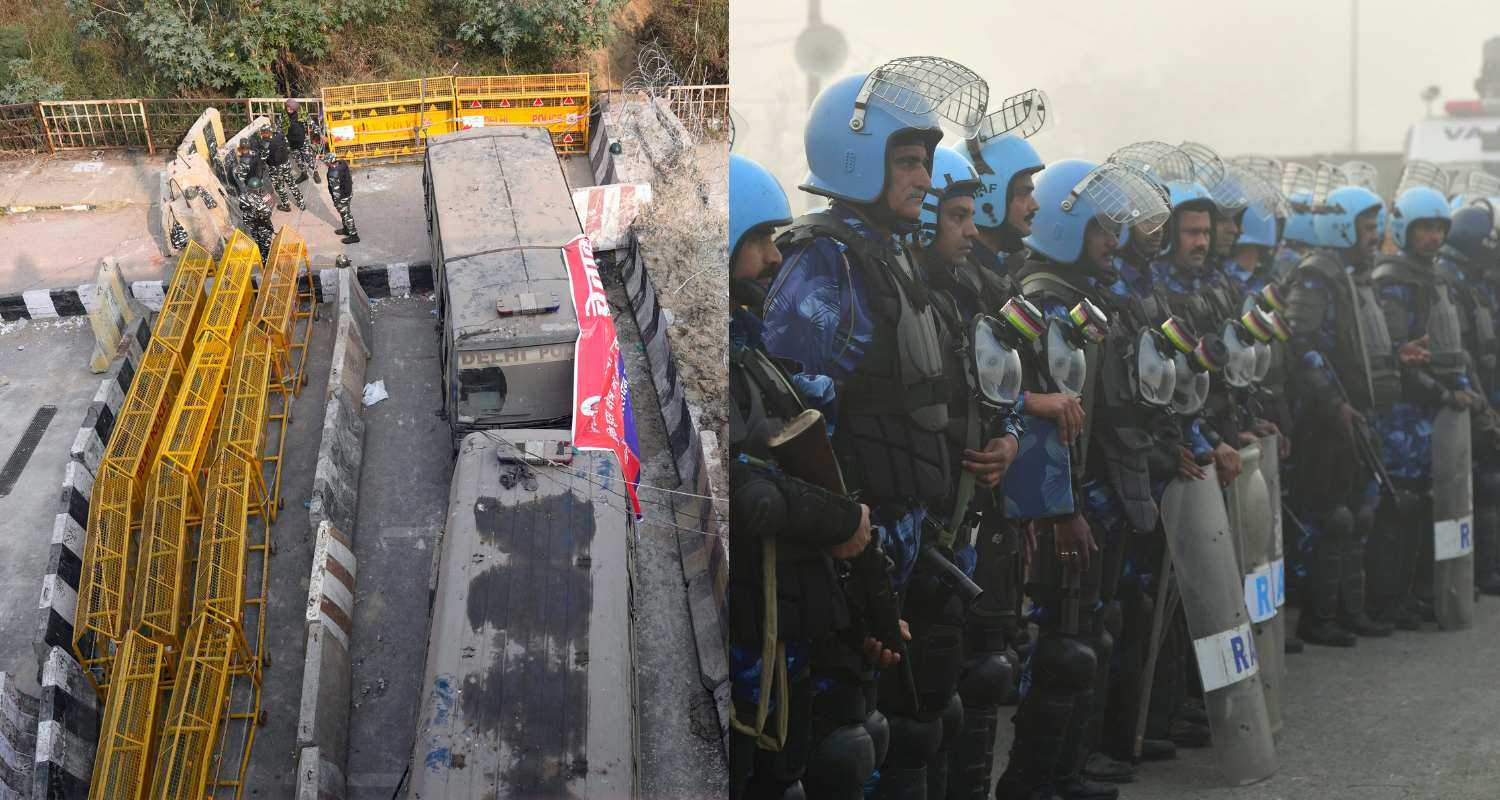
[1451,194,1469,212]
[802,57,988,206]
[1237,202,1279,249]
[729,154,793,265]
[1390,186,1452,251]
[917,146,982,248]
[1445,200,1500,265]
[1024,159,1170,265]
[1314,186,1384,249]
[965,88,1050,229]
[1283,191,1319,246]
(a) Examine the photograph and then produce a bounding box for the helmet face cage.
[1179,142,1248,211]
[1460,170,1500,201]
[1228,165,1290,220]
[852,57,990,138]
[1396,160,1451,197]
[1231,156,1284,190]
[1109,141,1197,185]
[1312,162,1346,208]
[974,89,1051,144]
[1281,163,1317,206]
[1060,163,1171,237]
[1339,161,1381,193]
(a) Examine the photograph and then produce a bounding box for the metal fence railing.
[0,97,323,156]
[0,86,725,156]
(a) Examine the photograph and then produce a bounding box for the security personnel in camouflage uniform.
[257,122,305,212]
[728,153,879,800]
[1285,185,1395,643]
[763,58,1017,798]
[324,152,360,244]
[229,139,275,260]
[283,99,323,184]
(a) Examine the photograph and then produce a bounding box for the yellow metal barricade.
[87,633,165,800]
[132,234,259,646]
[148,609,252,800]
[321,76,457,167]
[453,72,590,153]
[75,242,219,687]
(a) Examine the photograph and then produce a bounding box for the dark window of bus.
[458,366,507,418]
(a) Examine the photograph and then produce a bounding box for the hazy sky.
[731,0,1499,211]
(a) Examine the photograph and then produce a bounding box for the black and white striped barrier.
[2,261,436,321]
[611,241,728,734]
[36,316,149,669]
[1,672,39,800]
[31,648,98,799]
[588,102,618,187]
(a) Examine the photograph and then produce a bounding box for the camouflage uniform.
[326,155,358,241]
[258,129,305,212]
[283,107,323,183]
[231,152,275,259]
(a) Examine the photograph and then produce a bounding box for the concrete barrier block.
[32,649,97,800]
[296,523,357,777]
[296,746,347,800]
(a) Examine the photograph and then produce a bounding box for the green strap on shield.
[728,540,790,751]
[941,395,983,551]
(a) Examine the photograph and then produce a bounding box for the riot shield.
[1225,442,1283,736]
[1258,435,1287,703]
[1432,406,1474,631]
[1161,466,1278,785]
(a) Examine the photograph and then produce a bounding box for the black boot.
[1302,509,1358,647]
[1283,635,1304,654]
[334,227,347,236]
[342,234,361,244]
[1081,752,1135,784]
[994,685,1075,800]
[1136,738,1176,761]
[277,202,292,212]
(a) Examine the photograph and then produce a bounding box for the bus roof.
[409,430,636,797]
[426,127,583,351]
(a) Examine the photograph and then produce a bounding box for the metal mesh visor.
[1109,141,1197,184]
[1231,156,1284,189]
[1340,161,1381,192]
[973,88,1051,143]
[1230,165,1290,219]
[1179,141,1247,210]
[1460,170,1500,200]
[854,56,989,137]
[1312,161,1346,207]
[1062,162,1170,236]
[1281,163,1316,204]
[1396,160,1451,196]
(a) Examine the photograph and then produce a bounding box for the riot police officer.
[762,57,1008,799]
[1440,200,1500,595]
[728,153,884,800]
[1369,182,1481,632]
[997,157,1168,800]
[1285,184,1395,643]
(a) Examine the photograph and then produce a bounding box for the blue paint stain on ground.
[426,746,450,772]
[431,674,456,727]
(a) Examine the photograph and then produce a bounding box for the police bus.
[424,126,583,442]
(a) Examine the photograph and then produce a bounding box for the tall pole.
[1350,0,1359,153]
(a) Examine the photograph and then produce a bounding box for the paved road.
[992,605,1500,799]
[0,317,100,693]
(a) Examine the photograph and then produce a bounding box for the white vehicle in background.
[1404,36,1500,188]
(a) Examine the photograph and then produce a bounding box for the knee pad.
[957,652,1014,708]
[1322,506,1355,543]
[884,712,945,767]
[1028,636,1097,692]
[804,722,876,795]
[864,709,890,767]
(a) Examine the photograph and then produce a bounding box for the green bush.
[639,0,727,84]
[448,0,624,71]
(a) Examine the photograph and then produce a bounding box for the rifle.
[1317,356,1403,511]
[767,409,920,712]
